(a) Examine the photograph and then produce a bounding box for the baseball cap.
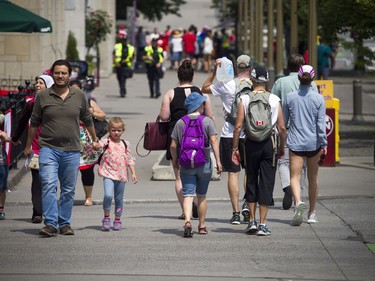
[298,65,315,79]
[236,55,252,68]
[118,30,127,38]
[251,66,269,82]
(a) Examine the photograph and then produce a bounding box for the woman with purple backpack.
[170,92,222,238]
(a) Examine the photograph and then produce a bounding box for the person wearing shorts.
[202,54,253,224]
[283,65,327,227]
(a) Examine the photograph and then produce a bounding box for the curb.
[6,194,374,207]
[8,158,28,191]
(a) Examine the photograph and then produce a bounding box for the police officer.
[113,31,135,98]
[142,38,164,98]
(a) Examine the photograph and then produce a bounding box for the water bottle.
[216,57,234,82]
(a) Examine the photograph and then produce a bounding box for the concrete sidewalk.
[2,70,375,280]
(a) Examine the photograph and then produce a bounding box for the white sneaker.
[291,202,307,226]
[307,212,318,224]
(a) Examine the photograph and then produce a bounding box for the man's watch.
[93,138,99,142]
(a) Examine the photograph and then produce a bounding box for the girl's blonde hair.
[108,116,125,131]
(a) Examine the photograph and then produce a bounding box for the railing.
[0,83,34,170]
[0,76,35,90]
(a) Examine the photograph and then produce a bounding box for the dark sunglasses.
[318,153,325,166]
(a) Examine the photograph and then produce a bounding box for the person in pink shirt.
[97,117,137,231]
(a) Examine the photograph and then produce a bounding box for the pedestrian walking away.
[11,74,54,223]
[158,59,215,220]
[232,66,286,236]
[170,92,222,238]
[271,54,319,210]
[202,55,253,225]
[24,59,100,237]
[282,65,327,227]
[113,31,135,98]
[97,117,137,231]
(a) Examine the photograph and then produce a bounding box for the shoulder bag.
[136,118,169,157]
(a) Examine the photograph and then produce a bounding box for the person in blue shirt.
[283,65,327,227]
[317,37,335,80]
[272,54,318,210]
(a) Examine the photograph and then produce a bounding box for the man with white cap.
[202,55,253,225]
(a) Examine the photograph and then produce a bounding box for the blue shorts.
[0,165,9,190]
[180,159,212,197]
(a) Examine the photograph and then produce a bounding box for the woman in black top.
[158,59,214,219]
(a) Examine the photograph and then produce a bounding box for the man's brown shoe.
[39,225,57,237]
[59,225,74,235]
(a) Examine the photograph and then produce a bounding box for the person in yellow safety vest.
[142,38,164,98]
[113,32,135,98]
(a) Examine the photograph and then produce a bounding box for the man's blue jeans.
[39,147,80,229]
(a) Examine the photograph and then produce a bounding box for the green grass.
[367,244,375,255]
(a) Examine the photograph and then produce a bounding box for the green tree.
[317,0,375,70]
[116,0,186,21]
[66,31,79,61]
[85,9,113,56]
[213,0,375,71]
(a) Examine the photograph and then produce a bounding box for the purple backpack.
[179,115,207,168]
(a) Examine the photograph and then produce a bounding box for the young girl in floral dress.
[97,117,137,231]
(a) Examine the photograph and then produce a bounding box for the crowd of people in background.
[134,24,236,73]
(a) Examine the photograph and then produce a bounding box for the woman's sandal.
[198,226,208,235]
[178,214,185,220]
[183,221,193,238]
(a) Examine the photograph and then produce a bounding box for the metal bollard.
[352,80,364,122]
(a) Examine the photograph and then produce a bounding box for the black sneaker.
[192,202,198,219]
[241,202,250,223]
[282,186,293,210]
[39,225,57,237]
[245,220,258,234]
[230,212,241,225]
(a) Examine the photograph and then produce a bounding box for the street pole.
[243,0,249,54]
[250,0,255,58]
[238,0,244,53]
[290,0,298,54]
[276,0,284,78]
[352,80,365,122]
[308,0,317,71]
[267,0,275,87]
[255,0,264,65]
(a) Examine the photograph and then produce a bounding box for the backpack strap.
[98,139,127,164]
